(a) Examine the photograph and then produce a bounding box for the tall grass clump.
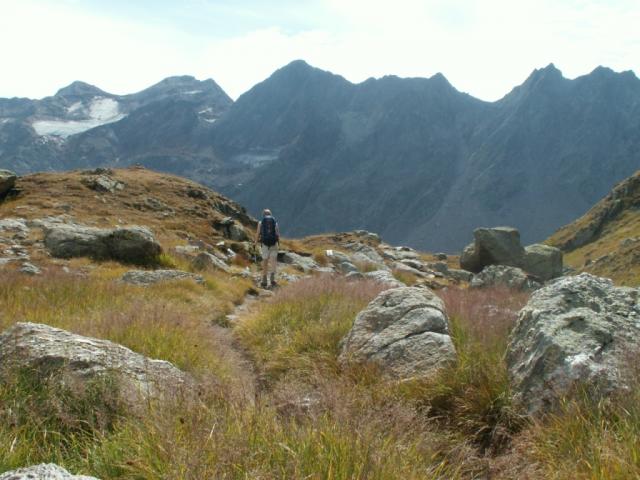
[521,356,640,479]
[399,286,530,452]
[236,276,385,382]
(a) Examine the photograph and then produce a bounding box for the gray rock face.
[506,274,640,416]
[471,265,541,291]
[0,464,99,480]
[44,225,161,264]
[339,287,456,378]
[191,252,230,273]
[0,169,17,198]
[0,323,191,405]
[522,244,563,281]
[121,269,205,286]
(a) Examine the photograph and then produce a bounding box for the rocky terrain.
[2,62,640,251]
[1,167,639,479]
[548,169,640,285]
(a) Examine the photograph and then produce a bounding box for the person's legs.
[268,245,278,285]
[260,244,269,287]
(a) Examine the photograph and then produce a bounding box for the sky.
[1,0,639,101]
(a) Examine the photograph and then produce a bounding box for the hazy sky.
[1,0,639,100]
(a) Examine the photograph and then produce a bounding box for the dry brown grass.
[0,167,255,260]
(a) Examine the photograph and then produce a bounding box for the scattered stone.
[20,262,41,275]
[213,217,249,242]
[173,245,201,257]
[81,175,125,193]
[435,253,448,260]
[522,244,563,281]
[426,261,449,274]
[339,287,456,378]
[392,261,425,277]
[353,230,381,243]
[506,274,640,416]
[0,169,17,198]
[445,268,473,283]
[363,270,405,288]
[0,323,191,406]
[471,265,542,291]
[278,251,319,273]
[0,463,98,480]
[44,225,162,265]
[192,252,230,273]
[345,271,365,281]
[336,261,359,274]
[121,269,205,286]
[399,259,426,271]
[0,217,29,236]
[82,167,113,176]
[186,187,208,200]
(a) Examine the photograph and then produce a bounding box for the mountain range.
[1,61,639,251]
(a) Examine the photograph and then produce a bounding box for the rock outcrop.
[81,174,125,193]
[339,287,456,378]
[191,252,230,273]
[506,274,640,416]
[460,227,524,273]
[0,323,191,405]
[121,269,205,286]
[471,265,541,291]
[44,225,162,264]
[0,169,17,198]
[460,226,563,281]
[278,251,319,273]
[362,270,405,288]
[522,244,563,281]
[0,464,98,480]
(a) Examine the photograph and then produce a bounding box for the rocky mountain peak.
[55,81,107,98]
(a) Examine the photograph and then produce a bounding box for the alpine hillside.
[548,168,640,285]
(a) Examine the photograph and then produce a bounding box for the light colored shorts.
[261,243,278,261]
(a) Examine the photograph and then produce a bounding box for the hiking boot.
[260,276,268,288]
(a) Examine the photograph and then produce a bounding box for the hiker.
[255,208,280,288]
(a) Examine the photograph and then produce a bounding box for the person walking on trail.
[256,209,280,288]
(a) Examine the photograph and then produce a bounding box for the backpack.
[260,216,279,246]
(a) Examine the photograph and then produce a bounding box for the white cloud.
[1,0,638,101]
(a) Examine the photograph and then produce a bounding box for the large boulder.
[121,269,205,286]
[0,323,191,405]
[471,265,541,291]
[0,169,17,198]
[44,225,162,265]
[339,287,456,378]
[0,464,98,480]
[522,244,563,281]
[459,242,482,272]
[506,274,640,416]
[474,227,524,263]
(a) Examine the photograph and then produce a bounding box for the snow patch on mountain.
[32,97,126,138]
